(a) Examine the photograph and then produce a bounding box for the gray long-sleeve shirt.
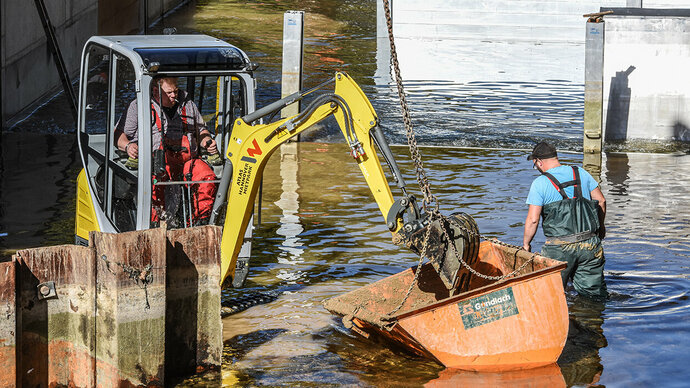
[115,90,207,151]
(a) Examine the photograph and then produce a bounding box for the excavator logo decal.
[247,139,263,157]
[240,139,262,164]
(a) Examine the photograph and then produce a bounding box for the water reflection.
[426,364,566,387]
[559,296,606,386]
[274,143,306,282]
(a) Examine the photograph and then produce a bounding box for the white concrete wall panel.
[390,0,627,82]
[603,16,690,141]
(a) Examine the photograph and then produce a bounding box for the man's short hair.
[157,77,178,85]
[527,141,558,160]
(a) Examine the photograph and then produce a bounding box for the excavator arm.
[215,72,419,286]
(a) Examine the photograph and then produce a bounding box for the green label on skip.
[458,287,519,329]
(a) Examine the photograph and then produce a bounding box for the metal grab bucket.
[324,241,569,371]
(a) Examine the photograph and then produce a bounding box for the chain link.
[381,0,538,320]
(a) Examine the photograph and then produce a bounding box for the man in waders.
[522,141,608,299]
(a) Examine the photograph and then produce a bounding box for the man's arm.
[523,204,542,251]
[590,186,606,239]
[115,100,139,158]
[186,100,218,154]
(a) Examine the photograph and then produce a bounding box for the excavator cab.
[75,35,256,244]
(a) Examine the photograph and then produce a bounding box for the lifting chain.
[381,0,537,320]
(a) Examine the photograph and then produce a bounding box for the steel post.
[280,11,305,120]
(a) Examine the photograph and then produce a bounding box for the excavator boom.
[218,72,408,285]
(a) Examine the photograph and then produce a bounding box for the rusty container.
[324,241,569,371]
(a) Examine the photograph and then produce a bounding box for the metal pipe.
[33,0,78,122]
[209,160,233,225]
[241,78,334,124]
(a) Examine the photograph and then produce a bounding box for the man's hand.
[203,137,218,154]
[125,142,139,159]
[598,224,606,240]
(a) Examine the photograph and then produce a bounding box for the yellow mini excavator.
[74,34,479,289]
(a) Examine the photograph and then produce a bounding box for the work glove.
[125,157,138,170]
[207,153,222,166]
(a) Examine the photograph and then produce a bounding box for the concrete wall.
[602,12,690,141]
[377,0,630,83]
[1,0,186,129]
[378,0,690,83]
[1,0,97,128]
[376,0,690,142]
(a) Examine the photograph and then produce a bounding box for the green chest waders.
[540,167,607,298]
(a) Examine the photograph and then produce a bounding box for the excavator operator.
[114,76,219,226]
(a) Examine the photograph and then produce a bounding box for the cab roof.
[88,34,251,72]
[93,34,237,50]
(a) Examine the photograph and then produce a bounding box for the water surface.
[1,0,689,386]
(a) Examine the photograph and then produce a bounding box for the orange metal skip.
[324,241,569,371]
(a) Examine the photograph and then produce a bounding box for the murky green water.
[2,0,689,386]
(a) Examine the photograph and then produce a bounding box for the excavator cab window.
[107,54,138,231]
[79,45,139,232]
[81,44,110,205]
[148,74,242,229]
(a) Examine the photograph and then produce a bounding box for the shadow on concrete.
[165,240,199,379]
[605,66,636,142]
[673,121,690,141]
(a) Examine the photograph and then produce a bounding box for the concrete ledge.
[601,8,690,17]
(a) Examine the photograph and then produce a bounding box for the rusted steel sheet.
[14,244,96,387]
[166,226,222,377]
[325,241,569,371]
[0,259,17,388]
[0,225,222,386]
[92,227,167,387]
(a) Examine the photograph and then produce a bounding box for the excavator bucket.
[323,240,569,371]
[400,212,480,291]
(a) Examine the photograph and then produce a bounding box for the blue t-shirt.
[526,165,598,207]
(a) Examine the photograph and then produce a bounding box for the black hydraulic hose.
[291,93,355,144]
[241,77,336,124]
[328,94,357,146]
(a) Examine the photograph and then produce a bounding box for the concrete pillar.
[627,0,643,7]
[281,11,304,119]
[165,227,222,376]
[583,21,604,180]
[375,0,392,85]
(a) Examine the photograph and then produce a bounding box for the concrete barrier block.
[0,225,222,385]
